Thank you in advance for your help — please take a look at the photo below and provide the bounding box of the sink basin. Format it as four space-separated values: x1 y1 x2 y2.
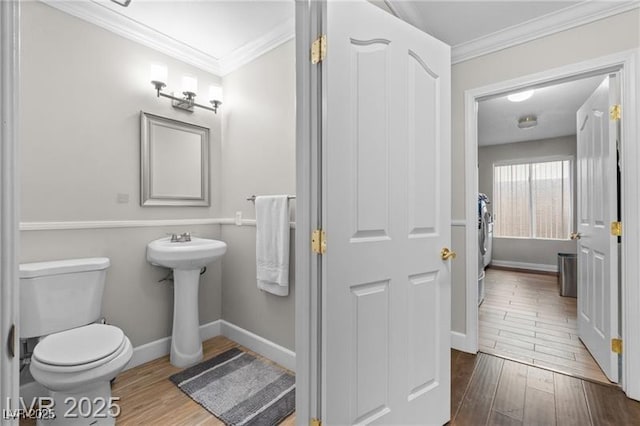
146 236 227 368
147 237 227 269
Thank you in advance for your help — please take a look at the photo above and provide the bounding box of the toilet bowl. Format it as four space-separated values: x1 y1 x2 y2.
20 258 133 426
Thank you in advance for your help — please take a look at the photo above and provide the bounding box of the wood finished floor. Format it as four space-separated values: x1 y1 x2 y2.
21 336 640 425
21 336 295 425
20 337 295 425
109 335 296 425
479 268 609 384
450 349 640 425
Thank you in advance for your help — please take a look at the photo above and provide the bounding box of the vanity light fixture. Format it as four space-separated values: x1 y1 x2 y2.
149 64 222 114
518 115 538 129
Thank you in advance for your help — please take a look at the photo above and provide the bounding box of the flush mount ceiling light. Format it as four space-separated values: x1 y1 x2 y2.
149 64 222 114
518 115 538 129
508 89 535 102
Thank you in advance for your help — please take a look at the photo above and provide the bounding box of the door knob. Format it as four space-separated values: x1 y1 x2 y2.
441 248 457 261
570 232 582 240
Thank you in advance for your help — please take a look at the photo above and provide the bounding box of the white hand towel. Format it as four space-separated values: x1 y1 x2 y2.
255 195 290 296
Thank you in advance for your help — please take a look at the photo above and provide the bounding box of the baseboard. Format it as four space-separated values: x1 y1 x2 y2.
126 319 295 373
127 320 222 370
451 331 476 354
490 260 558 273
221 321 296 372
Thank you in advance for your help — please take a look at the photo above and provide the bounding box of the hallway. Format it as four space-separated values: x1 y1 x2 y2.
479 268 608 384
450 350 640 425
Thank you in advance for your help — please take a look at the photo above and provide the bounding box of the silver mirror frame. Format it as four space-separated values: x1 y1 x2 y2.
140 111 210 206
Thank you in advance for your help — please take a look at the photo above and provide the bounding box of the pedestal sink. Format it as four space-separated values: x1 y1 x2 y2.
146 236 227 367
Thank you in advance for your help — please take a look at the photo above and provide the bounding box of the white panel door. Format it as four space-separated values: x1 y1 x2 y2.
576 75 619 383
323 1 451 424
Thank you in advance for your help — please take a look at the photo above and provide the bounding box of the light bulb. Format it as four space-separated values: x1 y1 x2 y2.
149 63 167 84
181 75 198 94
209 85 223 102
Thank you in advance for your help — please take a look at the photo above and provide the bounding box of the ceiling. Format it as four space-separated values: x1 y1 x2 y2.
46 0 638 75
377 1 579 46
97 0 293 60
45 1 632 147
478 75 606 146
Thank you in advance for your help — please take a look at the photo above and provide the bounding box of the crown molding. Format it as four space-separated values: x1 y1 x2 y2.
40 0 295 77
41 0 221 74
219 18 294 76
451 1 640 64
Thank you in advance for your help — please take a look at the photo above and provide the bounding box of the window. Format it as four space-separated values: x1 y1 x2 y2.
493 159 572 240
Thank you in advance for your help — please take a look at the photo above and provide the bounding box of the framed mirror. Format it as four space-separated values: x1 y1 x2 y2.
140 112 210 206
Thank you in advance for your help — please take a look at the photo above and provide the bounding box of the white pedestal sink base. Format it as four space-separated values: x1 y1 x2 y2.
146 236 227 368
170 269 203 368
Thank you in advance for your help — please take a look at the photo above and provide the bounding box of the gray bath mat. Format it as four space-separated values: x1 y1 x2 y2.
170 347 295 426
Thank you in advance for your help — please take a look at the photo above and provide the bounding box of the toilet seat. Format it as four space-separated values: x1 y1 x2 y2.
33 324 127 373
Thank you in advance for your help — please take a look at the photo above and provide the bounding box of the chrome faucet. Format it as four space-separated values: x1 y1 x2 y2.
170 232 192 242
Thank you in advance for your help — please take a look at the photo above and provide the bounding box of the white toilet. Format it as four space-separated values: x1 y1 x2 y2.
20 258 132 426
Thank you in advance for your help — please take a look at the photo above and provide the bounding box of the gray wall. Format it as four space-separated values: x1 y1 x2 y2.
20 2 296 353
20 2 223 347
220 40 296 351
450 9 640 335
478 137 577 266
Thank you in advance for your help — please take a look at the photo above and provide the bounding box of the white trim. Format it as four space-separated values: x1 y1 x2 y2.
463 50 639 400
20 218 227 231
1 0 21 419
451 331 475 353
126 320 222 370
463 82 480 358
126 319 296 373
620 51 640 401
19 218 296 231
41 0 221 75
294 0 321 422
492 154 575 167
221 321 296 372
490 260 557 273
452 1 640 64
39 0 295 77
219 18 295 76
451 219 467 227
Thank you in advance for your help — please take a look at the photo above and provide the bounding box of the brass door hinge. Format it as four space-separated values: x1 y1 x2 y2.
312 229 327 255
612 338 623 354
310 418 322 426
611 221 622 237
311 34 327 64
610 104 621 121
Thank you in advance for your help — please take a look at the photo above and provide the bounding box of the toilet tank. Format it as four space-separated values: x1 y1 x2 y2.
19 258 110 339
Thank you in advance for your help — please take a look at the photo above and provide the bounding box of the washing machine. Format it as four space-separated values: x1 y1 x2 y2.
478 193 493 305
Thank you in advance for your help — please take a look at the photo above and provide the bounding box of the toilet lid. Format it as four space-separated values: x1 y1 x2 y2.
33 324 125 366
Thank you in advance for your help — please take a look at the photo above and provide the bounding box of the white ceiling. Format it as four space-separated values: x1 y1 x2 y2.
478 75 605 146
382 1 579 46
44 1 631 147
97 0 294 60
46 0 639 75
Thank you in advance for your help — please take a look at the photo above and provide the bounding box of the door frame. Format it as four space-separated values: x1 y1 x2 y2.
294 0 323 423
462 49 640 400
0 0 21 423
